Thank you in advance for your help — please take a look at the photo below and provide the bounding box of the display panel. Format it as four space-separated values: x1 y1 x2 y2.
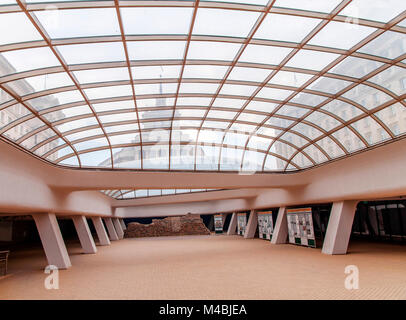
214 214 223 234
237 213 247 236
286 208 316 248
257 211 273 240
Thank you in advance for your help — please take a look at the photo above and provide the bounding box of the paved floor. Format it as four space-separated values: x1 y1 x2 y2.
1 235 406 299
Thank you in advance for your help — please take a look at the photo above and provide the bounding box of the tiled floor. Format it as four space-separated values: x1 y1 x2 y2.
1 235 406 299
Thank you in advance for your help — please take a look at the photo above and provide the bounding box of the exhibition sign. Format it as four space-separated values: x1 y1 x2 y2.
237 213 247 236
286 208 316 248
257 211 273 240
214 215 223 234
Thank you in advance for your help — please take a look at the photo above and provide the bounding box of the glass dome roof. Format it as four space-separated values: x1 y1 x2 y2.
0 0 405 172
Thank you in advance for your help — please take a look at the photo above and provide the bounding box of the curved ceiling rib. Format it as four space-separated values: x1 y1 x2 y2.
0 0 405 172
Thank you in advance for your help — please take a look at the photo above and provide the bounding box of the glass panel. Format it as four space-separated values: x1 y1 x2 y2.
290 92 327 107
99 112 137 124
132 66 181 80
340 0 406 23
264 154 287 171
20 128 56 150
202 0 268 5
321 100 364 121
127 41 185 61
358 31 406 60
275 105 309 117
213 98 246 109
193 8 260 38
177 97 212 107
228 67 270 83
331 127 364 152
57 42 126 64
374 103 406 136
223 132 249 147
230 122 256 133
35 8 120 39
142 145 169 169
183 65 228 79
137 97 175 108
136 190 148 197
286 50 340 71
177 109 206 117
291 152 313 168
269 71 313 88
280 131 308 148
257 87 293 101
350 117 391 145
207 110 237 119
245 100 277 113
141 129 169 143
302 144 328 164
308 21 375 50
187 41 241 61
171 145 195 170
84 85 133 100
43 105 92 122
179 82 219 94
242 150 265 172
74 137 109 152
305 111 341 131
198 129 224 144
93 100 135 112
26 90 84 111
65 128 103 142
56 117 98 133
237 112 267 124
247 135 272 151
308 76 352 94
255 13 321 43
292 122 323 140
0 103 31 129
202 120 229 129
220 147 243 171
265 117 293 128
239 45 292 65
330 56 383 78
105 124 139 134
219 84 257 97
113 147 141 169
3 117 45 141
274 0 341 13
0 12 42 45
109 132 140 145
270 141 296 159
74 67 129 84
134 83 177 95
342 84 392 110
0 48 60 76
316 136 346 158
80 149 111 167
368 66 406 96
121 7 193 35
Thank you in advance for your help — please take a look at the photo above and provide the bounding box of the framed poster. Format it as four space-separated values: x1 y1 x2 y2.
214 214 223 234
237 213 247 236
286 208 316 248
257 211 273 240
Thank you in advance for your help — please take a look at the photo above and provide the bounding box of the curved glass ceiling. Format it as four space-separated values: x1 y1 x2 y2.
0 0 405 172
102 189 219 200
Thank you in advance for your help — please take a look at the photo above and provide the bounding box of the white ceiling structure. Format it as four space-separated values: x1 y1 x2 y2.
0 0 405 201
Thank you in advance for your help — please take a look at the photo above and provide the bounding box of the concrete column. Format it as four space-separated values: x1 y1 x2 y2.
72 216 97 254
104 218 119 241
271 207 287 244
113 218 124 239
32 213 71 269
322 201 358 255
119 218 126 231
91 217 111 246
227 213 237 235
244 210 258 239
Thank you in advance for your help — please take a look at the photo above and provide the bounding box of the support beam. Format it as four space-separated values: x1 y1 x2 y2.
91 217 111 246
113 218 124 239
119 218 126 230
32 213 71 269
104 218 119 241
72 216 97 254
244 210 258 239
227 213 237 235
271 207 287 244
322 201 358 255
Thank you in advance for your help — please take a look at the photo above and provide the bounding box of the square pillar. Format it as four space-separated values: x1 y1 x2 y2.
244 210 258 239
227 213 237 235
119 218 126 231
72 216 97 254
322 201 358 255
32 213 71 269
271 207 287 244
91 217 110 246
104 218 119 241
113 218 124 239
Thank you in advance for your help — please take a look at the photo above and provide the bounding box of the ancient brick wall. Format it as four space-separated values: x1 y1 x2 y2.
124 214 211 238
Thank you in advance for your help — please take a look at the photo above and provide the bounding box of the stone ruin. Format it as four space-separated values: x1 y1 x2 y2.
124 214 211 238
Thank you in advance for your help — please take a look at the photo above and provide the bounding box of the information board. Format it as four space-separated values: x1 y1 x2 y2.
286 208 316 248
257 211 273 240
214 214 223 234
237 213 247 236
